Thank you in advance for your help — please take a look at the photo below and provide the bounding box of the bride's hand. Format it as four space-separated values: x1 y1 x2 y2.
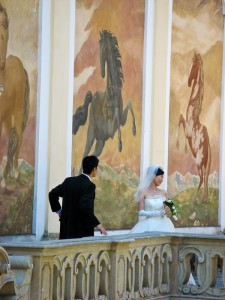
164 206 171 214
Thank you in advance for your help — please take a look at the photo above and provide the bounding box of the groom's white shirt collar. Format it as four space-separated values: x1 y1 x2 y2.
82 173 91 181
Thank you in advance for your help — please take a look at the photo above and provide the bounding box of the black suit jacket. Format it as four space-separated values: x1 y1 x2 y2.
49 174 100 239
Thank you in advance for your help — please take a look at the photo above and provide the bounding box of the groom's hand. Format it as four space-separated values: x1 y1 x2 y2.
97 224 108 236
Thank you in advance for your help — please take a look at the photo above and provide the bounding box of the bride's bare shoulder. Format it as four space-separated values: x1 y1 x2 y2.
139 188 148 197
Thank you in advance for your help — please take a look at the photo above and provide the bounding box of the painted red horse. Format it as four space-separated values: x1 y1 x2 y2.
0 4 30 189
176 51 211 203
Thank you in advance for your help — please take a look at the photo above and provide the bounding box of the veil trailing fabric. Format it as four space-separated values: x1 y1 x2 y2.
134 164 161 202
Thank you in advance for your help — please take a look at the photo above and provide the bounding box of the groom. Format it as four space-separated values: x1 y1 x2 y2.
49 155 108 239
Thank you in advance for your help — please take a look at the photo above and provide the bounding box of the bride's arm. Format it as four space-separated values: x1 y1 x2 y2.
137 190 145 221
138 199 144 211
137 190 145 211
161 189 168 199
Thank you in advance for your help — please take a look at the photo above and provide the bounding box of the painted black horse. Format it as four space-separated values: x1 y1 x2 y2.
73 29 136 166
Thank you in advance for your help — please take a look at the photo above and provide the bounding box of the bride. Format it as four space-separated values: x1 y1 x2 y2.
129 164 174 234
129 164 196 285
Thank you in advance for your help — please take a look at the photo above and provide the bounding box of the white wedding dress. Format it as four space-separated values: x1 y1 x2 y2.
129 195 196 285
129 195 175 234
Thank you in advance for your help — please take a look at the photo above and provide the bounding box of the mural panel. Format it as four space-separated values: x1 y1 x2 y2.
72 0 145 229
0 1 38 235
168 0 223 227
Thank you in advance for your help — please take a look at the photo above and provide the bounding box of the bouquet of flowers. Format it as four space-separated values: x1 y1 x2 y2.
163 199 178 221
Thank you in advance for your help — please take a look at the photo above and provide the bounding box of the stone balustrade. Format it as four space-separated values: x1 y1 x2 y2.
0 245 33 299
1 232 225 299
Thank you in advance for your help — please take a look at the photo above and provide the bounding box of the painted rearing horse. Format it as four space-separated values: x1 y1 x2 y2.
0 4 30 189
176 51 211 203
73 29 136 170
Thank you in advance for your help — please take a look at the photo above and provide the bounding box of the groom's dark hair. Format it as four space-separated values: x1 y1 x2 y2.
155 167 164 176
82 155 99 174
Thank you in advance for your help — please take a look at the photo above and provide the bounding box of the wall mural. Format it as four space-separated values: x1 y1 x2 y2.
0 1 38 235
168 0 223 227
72 0 145 229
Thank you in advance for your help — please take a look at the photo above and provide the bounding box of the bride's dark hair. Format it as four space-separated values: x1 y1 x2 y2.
155 167 164 176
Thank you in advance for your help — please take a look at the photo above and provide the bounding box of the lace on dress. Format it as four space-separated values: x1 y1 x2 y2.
140 195 166 218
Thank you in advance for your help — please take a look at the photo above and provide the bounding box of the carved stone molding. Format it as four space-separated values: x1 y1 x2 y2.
2 233 225 299
0 246 33 299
